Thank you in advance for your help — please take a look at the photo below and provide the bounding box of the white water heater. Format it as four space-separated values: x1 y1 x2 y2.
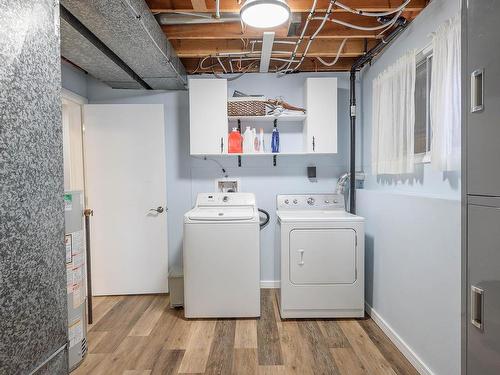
64 191 88 370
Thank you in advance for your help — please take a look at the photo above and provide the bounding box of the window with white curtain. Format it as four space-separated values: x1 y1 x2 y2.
372 14 460 175
430 14 461 172
414 49 433 161
371 50 416 175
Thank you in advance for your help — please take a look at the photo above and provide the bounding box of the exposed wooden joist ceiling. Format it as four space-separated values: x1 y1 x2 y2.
148 0 427 13
146 0 429 74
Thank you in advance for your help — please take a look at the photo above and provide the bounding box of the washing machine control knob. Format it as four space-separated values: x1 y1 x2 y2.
293 199 298 204
307 197 315 205
284 199 289 204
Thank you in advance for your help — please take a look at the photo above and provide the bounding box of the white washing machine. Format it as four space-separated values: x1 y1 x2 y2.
183 193 260 318
277 194 364 318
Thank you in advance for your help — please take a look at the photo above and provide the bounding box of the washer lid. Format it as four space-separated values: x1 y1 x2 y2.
187 207 256 221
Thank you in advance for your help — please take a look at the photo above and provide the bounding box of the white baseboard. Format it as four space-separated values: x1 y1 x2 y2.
365 303 434 375
260 280 280 289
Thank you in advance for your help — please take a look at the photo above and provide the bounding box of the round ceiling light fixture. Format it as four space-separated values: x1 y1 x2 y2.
240 0 291 28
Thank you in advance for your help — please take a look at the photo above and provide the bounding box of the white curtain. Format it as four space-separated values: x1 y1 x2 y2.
430 15 461 171
372 50 416 175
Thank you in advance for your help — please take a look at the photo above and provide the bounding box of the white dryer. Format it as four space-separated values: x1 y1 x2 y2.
277 194 364 318
183 193 260 318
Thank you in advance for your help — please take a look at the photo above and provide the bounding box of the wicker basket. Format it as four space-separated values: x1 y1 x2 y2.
227 97 267 116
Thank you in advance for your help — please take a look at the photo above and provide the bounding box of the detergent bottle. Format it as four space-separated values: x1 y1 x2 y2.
243 126 254 154
258 128 265 153
228 128 242 153
271 127 280 153
253 128 259 152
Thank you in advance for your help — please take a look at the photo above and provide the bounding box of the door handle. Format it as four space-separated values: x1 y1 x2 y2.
149 206 165 214
298 249 305 265
471 68 484 113
471 286 484 330
312 136 316 152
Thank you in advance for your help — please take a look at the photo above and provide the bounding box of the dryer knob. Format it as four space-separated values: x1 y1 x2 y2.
293 199 298 204
307 197 315 205
284 199 289 204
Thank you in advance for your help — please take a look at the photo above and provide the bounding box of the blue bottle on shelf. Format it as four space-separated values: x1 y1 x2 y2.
271 128 280 153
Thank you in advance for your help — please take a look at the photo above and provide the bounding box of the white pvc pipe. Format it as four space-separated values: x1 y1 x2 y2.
335 0 410 17
215 0 221 18
314 10 403 31
316 38 347 66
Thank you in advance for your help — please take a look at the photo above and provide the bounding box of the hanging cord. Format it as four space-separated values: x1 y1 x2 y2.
316 38 347 66
211 60 259 81
193 156 229 177
258 208 270 229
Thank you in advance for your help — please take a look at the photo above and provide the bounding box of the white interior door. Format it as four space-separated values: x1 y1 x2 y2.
83 104 168 295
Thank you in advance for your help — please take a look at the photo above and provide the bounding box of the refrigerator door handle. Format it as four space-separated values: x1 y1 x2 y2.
471 285 484 330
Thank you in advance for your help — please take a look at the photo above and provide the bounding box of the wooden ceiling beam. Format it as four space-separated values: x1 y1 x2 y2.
190 0 207 11
171 38 377 57
181 56 358 73
147 0 427 13
162 11 419 39
163 23 291 39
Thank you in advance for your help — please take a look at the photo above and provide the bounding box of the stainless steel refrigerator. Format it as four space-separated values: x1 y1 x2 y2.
463 1 500 373
64 191 88 370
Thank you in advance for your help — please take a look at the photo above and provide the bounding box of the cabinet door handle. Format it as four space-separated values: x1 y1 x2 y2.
471 286 484 330
312 136 316 152
298 249 305 265
471 68 484 113
220 137 224 153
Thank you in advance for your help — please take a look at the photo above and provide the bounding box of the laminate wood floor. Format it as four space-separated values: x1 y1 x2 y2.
72 290 418 375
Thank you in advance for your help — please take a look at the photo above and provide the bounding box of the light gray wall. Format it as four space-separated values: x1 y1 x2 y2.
0 1 67 373
86 72 355 282
358 1 461 374
61 60 88 99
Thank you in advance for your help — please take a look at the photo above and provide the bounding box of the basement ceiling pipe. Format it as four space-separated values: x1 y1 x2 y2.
155 12 240 25
348 17 408 214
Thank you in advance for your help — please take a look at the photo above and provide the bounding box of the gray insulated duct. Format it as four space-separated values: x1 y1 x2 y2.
60 0 187 90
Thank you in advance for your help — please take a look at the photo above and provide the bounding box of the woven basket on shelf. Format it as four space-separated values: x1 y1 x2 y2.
227 97 266 116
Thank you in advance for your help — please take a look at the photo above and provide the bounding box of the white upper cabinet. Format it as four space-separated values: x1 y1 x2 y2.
304 77 338 153
189 78 228 155
188 77 338 156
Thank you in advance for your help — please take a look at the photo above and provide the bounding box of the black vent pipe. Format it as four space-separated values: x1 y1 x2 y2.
348 17 408 214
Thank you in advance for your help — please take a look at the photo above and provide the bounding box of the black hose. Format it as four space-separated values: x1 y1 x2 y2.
258 208 270 230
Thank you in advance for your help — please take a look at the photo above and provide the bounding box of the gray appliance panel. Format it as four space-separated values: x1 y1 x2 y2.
467 202 500 374
64 191 88 370
466 0 500 197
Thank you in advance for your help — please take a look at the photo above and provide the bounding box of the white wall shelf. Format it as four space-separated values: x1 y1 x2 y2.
225 152 306 156
228 114 307 122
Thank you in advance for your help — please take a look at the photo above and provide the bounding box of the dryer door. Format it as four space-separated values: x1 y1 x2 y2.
289 228 356 284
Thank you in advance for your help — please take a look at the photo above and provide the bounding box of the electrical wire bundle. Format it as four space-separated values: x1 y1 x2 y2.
195 0 411 79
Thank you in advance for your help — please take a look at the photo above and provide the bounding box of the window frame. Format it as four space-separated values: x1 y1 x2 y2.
414 45 433 164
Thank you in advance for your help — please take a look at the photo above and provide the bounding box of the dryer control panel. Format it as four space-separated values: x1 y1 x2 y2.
277 194 345 211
